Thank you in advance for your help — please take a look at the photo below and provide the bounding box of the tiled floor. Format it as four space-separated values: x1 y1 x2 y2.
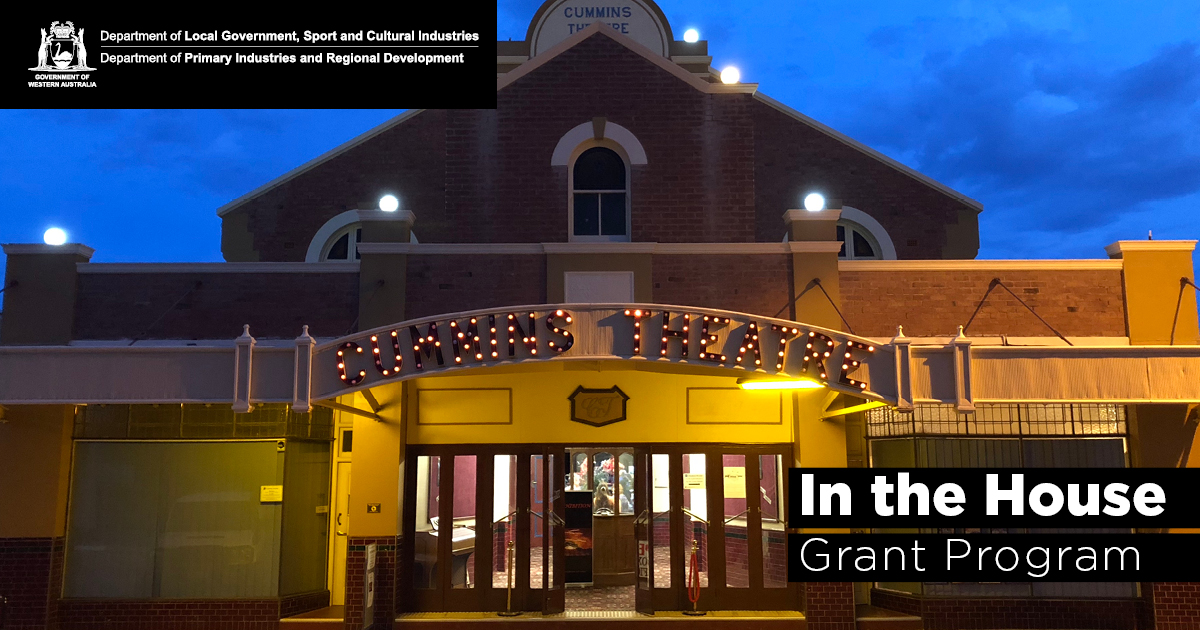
566 585 636 611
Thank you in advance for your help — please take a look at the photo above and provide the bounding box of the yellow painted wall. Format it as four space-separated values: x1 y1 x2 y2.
0 405 74 538
1120 248 1199 345
403 363 835 448
345 386 405 537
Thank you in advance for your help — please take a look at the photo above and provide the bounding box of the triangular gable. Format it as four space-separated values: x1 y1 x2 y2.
497 21 754 96
216 109 425 217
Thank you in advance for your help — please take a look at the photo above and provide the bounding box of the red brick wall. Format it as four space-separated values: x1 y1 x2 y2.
870 589 1143 630
653 255 793 318
404 255 546 320
841 269 1127 337
1151 582 1200 630
0 537 61 630
224 110 448 262
56 599 281 630
345 536 396 629
754 102 979 258
805 581 856 630
73 272 359 340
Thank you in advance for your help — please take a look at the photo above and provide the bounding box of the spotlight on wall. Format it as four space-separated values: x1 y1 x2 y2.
720 66 741 84
379 194 399 213
738 377 825 390
683 28 700 43
43 227 67 246
804 193 825 212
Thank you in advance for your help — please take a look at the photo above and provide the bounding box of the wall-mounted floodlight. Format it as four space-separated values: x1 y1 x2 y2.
379 194 399 213
804 193 825 212
738 377 825 390
43 227 67 245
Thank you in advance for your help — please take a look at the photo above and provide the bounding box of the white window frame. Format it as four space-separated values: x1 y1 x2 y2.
321 224 363 262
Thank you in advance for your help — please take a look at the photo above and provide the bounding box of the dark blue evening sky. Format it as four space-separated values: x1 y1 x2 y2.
2 1 1198 284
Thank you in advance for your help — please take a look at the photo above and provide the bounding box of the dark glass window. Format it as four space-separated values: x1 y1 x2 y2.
572 147 627 238
327 233 349 260
853 230 875 258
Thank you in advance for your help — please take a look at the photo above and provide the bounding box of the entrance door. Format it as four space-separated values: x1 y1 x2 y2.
634 448 653 614
542 451 565 614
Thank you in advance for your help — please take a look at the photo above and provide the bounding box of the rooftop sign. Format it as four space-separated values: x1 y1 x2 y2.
528 0 672 56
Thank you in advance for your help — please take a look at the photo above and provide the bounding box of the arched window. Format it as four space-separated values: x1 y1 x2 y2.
322 224 362 261
571 147 629 241
837 220 881 260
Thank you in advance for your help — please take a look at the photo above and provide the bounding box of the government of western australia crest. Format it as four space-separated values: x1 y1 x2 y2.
31 21 95 72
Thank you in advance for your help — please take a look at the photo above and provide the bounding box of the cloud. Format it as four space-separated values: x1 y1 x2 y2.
841 21 1200 253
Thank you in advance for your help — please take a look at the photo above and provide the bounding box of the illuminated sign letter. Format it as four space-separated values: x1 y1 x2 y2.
408 322 445 370
735 321 764 368
370 331 403 376
546 309 574 353
839 340 875 390
337 341 366 385
659 311 689 358
800 331 836 380
506 312 538 358
697 315 730 364
624 309 651 355
770 324 800 373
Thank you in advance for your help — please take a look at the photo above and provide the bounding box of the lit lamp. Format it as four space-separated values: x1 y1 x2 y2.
379 194 399 213
43 227 67 245
804 193 825 212
720 66 740 85
737 377 825 390
683 28 700 43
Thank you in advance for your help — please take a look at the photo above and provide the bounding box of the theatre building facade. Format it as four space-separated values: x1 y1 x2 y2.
3 2 1200 629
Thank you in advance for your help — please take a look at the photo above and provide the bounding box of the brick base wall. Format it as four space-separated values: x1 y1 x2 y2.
0 537 63 630
871 588 1143 630
805 582 855 630
345 536 397 630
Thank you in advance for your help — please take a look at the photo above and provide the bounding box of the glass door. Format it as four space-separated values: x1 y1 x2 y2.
542 451 566 614
634 448 654 614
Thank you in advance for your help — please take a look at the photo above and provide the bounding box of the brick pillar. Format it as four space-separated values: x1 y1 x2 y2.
356 209 414 331
343 536 397 630
1 243 93 345
805 581 856 630
1105 240 1198 345
1149 582 1200 630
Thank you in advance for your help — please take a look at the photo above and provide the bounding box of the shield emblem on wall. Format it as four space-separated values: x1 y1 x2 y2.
568 386 629 427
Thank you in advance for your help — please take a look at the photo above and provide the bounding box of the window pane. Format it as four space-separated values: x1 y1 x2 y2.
327 233 349 260
493 455 518 588
65 442 284 598
723 454 749 588
600 193 627 236
683 453 708 588
353 228 362 260
618 453 634 514
573 147 625 190
451 455 476 588
652 453 671 588
853 229 876 258
593 452 615 515
759 455 787 588
530 454 544 589
836 225 846 258
573 193 599 235
414 455 440 589
571 452 590 490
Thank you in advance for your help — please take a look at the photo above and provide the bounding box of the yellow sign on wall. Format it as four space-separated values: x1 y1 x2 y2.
260 485 283 503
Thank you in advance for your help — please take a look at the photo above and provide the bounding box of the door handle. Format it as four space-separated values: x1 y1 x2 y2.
336 512 347 536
